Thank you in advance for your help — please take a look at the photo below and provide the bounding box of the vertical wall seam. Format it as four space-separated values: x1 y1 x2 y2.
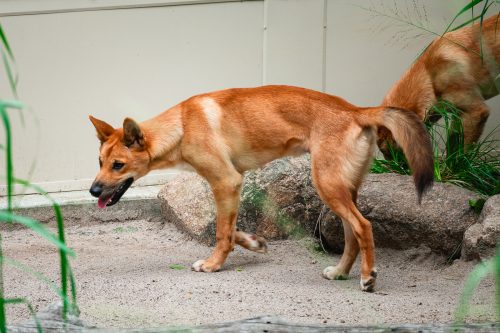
321 0 327 93
262 0 268 85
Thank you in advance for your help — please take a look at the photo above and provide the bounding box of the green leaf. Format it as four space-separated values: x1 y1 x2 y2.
1 49 17 97
0 24 14 60
373 98 499 196
451 10 491 32
0 211 75 257
444 0 485 33
10 177 77 316
169 264 186 270
469 198 486 214
496 244 500 321
0 99 25 212
1 257 71 305
113 226 138 233
455 259 494 322
2 297 42 333
0 24 19 98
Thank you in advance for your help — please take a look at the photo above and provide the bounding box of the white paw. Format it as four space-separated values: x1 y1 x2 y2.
192 259 205 272
191 259 221 272
322 266 349 280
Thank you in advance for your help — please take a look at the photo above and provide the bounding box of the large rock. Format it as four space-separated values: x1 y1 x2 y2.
462 195 500 260
159 156 481 257
321 173 479 258
158 157 321 245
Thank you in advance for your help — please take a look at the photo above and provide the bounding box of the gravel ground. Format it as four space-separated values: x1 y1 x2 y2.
3 219 496 329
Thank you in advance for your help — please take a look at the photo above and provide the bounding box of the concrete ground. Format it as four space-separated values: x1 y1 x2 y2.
1 190 497 329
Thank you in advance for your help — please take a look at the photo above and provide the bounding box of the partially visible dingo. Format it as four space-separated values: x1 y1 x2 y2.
379 14 499 156
89 85 433 292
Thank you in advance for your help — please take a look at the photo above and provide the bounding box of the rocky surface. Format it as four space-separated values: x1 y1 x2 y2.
462 195 500 260
158 157 320 246
159 156 483 258
320 173 479 258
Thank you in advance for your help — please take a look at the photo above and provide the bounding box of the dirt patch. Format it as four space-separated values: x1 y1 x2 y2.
3 219 496 328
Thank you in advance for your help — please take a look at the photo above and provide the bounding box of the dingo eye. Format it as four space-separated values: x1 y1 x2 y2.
112 161 125 170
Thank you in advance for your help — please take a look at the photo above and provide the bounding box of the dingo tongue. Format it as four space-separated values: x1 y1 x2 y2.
97 196 112 209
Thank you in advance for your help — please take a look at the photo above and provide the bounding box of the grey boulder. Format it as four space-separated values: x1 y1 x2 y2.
158 156 482 258
462 195 500 260
158 157 319 245
321 173 479 258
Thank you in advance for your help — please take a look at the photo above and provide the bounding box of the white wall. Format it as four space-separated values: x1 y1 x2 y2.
0 0 498 194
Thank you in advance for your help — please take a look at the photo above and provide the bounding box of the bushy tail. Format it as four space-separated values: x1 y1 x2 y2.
359 107 434 203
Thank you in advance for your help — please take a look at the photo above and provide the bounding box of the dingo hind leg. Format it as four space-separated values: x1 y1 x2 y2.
313 126 378 291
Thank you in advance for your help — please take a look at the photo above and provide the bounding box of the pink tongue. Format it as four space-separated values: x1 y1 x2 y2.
97 196 112 209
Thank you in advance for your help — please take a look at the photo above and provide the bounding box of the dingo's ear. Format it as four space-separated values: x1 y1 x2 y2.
89 115 114 142
123 117 145 149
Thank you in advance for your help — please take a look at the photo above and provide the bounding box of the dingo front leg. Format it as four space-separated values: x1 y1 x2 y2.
192 172 243 273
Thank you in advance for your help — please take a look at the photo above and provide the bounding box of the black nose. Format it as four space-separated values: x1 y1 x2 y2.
89 182 103 197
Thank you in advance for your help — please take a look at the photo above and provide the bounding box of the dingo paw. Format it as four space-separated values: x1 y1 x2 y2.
191 259 221 273
360 270 377 292
247 234 268 253
322 266 349 280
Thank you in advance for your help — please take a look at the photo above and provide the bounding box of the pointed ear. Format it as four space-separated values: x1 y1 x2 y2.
123 117 145 149
89 115 115 142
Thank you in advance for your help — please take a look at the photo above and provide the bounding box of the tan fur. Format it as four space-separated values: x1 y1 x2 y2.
90 85 433 292
380 14 500 156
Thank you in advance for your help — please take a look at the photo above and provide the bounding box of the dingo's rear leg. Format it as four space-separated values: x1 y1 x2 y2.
314 178 376 291
323 217 360 281
312 127 377 291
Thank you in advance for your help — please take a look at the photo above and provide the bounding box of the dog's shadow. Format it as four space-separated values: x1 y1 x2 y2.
222 253 274 271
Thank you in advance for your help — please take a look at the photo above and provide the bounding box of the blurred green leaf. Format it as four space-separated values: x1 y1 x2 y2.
455 258 494 322
3 297 42 333
469 198 486 213
169 264 186 270
0 211 74 257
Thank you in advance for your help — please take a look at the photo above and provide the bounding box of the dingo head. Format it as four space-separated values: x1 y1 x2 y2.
89 116 151 208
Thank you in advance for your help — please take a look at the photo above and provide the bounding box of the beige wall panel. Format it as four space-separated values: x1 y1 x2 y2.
326 0 460 105
264 0 325 90
0 0 255 16
0 0 498 195
0 1 264 193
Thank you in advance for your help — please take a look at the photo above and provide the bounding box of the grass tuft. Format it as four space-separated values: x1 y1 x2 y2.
372 100 500 197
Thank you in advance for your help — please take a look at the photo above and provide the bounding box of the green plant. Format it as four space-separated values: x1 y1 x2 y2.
113 226 138 233
469 198 487 214
0 23 77 331
169 264 186 270
372 100 500 197
367 0 500 197
455 243 500 323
